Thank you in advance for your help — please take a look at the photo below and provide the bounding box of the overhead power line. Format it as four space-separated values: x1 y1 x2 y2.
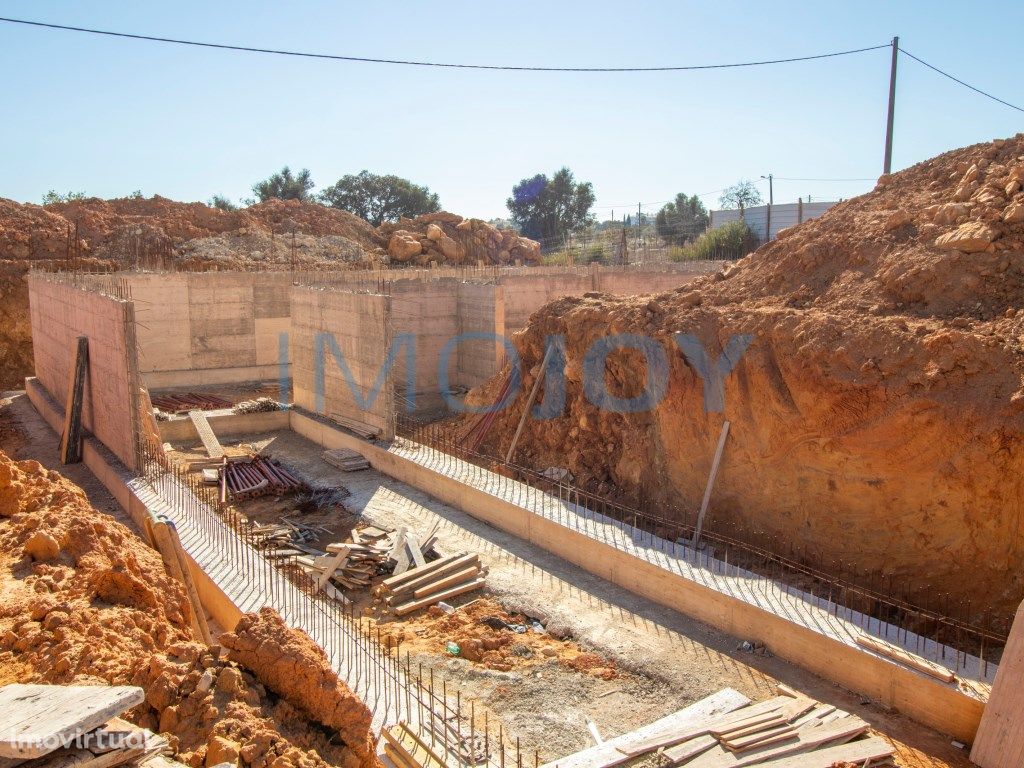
0 16 889 72
899 47 1024 114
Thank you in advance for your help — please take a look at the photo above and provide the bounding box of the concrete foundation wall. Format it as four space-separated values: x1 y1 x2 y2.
114 272 292 388
456 282 505 390
290 408 986 745
500 273 593 331
28 276 138 469
290 287 394 438
389 279 459 411
597 269 696 296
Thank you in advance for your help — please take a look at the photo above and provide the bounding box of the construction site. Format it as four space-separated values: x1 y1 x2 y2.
2 130 1024 768
4 0 1024 763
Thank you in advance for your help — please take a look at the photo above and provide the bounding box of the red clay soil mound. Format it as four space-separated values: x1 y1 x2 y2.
0 450 377 768
221 607 375 766
463 133 1024 622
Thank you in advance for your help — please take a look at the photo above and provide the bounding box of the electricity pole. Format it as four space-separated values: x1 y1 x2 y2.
883 36 899 174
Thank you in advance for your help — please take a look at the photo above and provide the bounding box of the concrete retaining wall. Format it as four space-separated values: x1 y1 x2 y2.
156 409 290 442
291 287 394 439
28 276 139 469
290 407 986 744
110 272 292 388
456 282 505 390
389 279 459 412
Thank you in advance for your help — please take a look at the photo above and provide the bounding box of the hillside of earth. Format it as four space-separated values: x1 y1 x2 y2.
0 448 377 768
0 195 539 388
461 133 1024 624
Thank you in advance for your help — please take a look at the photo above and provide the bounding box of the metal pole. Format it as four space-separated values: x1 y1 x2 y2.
883 36 899 174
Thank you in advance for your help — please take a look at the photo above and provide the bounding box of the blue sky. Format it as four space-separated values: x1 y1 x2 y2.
1 2 1021 220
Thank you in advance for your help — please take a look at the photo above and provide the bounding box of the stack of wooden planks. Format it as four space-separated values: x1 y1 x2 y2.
323 448 371 472
299 528 396 597
542 685 895 768
329 413 380 440
375 551 487 617
252 519 329 557
0 684 176 768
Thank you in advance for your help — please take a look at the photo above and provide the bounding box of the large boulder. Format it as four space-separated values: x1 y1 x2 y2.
934 222 1000 252
387 230 422 260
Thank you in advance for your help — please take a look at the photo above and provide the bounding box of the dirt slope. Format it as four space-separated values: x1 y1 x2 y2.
0 449 376 768
463 133 1024 623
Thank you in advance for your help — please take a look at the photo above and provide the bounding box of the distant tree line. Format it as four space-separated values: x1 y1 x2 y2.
40 164 761 243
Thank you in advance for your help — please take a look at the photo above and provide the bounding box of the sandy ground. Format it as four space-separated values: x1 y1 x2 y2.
162 426 973 767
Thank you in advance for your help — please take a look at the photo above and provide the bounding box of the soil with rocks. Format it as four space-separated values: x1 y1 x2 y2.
0 195 540 389
460 133 1024 625
0 448 377 768
374 595 617 679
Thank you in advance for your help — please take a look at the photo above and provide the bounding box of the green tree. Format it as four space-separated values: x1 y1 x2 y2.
655 193 709 244
506 167 595 243
319 171 440 225
251 166 315 202
208 194 238 212
718 180 763 210
41 190 87 205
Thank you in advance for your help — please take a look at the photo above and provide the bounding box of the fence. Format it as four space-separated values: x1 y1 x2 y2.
395 413 1008 670
710 200 837 242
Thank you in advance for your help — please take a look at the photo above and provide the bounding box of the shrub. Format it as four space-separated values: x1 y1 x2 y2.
671 220 758 261
41 190 87 205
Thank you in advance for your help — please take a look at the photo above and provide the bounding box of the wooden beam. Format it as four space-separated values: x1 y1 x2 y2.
60 337 89 465
539 689 750 768
692 419 730 548
505 343 555 464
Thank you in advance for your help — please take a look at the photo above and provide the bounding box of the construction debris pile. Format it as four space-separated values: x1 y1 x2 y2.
547 686 894 768
463 133 1024 619
381 212 541 266
0 449 377 768
150 392 233 414
233 397 283 415
260 519 488 611
322 448 371 472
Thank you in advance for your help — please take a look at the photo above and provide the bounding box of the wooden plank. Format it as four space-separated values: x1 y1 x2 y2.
0 685 144 759
188 411 223 459
740 736 893 768
381 552 467 590
405 534 426 569
684 716 870 768
386 555 481 598
855 634 955 683
622 698 790 756
316 547 349 591
59 337 89 465
412 566 483 600
539 689 750 768
692 420 730 547
972 598 1024 767
662 735 717 767
392 578 486 616
722 723 798 753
